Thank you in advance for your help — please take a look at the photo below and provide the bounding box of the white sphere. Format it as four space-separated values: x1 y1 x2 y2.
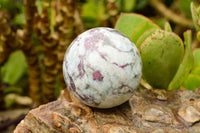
63 27 142 108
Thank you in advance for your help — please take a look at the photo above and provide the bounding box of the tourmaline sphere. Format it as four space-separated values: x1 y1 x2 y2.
63 27 142 108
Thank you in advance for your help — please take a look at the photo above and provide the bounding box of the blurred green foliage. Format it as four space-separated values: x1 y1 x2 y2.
122 0 136 12
182 2 200 91
153 18 168 29
177 0 192 18
134 0 148 11
183 49 200 90
0 0 24 27
81 0 107 28
1 51 27 85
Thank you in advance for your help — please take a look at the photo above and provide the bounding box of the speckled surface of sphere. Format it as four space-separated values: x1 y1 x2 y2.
63 27 142 108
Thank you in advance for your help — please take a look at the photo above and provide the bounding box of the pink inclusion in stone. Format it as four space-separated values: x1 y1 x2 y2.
113 63 127 69
78 61 84 78
89 28 98 34
93 70 104 81
84 33 104 50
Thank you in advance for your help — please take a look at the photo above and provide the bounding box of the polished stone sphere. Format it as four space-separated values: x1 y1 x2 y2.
63 27 142 108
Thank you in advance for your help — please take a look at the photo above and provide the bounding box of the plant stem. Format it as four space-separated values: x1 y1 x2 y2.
0 11 16 65
149 0 194 28
34 1 58 103
56 0 78 89
21 0 42 106
106 0 119 27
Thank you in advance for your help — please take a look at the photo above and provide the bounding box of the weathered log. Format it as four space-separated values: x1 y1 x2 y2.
14 88 200 133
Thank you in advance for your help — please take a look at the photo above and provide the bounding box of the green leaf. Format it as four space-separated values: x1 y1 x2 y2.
164 22 172 32
182 74 200 91
168 30 194 90
13 10 25 27
115 13 152 39
136 28 158 48
122 0 135 12
81 1 100 28
177 0 192 18
1 50 28 85
140 30 184 89
131 21 160 43
81 0 107 29
193 48 200 68
153 18 168 29
82 2 99 19
192 66 200 75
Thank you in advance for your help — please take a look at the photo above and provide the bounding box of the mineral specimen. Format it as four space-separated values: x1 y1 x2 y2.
63 27 142 108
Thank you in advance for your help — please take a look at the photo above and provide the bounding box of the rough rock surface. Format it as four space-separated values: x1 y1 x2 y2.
14 88 200 133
